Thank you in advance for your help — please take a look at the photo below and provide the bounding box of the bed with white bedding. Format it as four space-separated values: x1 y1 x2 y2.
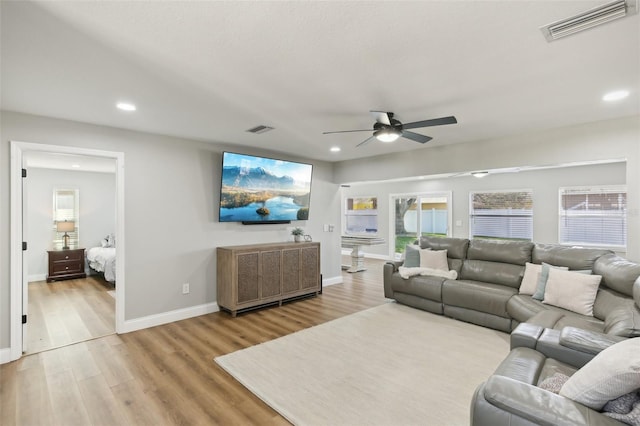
87 234 116 282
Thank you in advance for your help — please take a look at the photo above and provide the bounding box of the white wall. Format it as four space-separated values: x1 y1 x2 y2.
25 168 116 281
335 116 640 260
0 111 342 350
341 162 627 259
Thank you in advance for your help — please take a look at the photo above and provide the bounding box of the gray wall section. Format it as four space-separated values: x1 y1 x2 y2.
341 162 627 258
0 111 341 349
335 116 640 261
25 168 116 280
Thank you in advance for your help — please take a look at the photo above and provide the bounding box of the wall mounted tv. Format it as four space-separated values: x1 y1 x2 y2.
219 152 313 224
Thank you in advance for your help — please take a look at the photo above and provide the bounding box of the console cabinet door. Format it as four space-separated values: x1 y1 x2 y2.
282 248 301 294
301 246 320 290
236 252 259 304
261 250 282 298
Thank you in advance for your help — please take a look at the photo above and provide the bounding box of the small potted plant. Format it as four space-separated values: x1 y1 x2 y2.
291 227 304 242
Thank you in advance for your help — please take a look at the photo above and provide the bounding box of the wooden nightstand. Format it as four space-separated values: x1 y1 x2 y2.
47 248 87 282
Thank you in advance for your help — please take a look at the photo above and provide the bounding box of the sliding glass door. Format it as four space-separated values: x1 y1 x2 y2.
390 192 452 258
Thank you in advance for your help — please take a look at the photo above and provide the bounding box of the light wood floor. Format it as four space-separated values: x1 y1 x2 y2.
26 275 116 355
1 257 387 425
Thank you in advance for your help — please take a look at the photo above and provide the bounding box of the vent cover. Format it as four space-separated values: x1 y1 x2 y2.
540 0 638 42
246 125 274 134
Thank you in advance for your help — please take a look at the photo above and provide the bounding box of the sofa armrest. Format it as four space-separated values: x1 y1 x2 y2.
383 262 402 299
482 375 622 426
535 328 594 368
385 261 403 272
559 326 626 355
510 322 544 350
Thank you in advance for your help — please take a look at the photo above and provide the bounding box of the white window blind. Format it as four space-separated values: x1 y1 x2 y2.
53 189 79 249
470 190 533 241
559 186 626 248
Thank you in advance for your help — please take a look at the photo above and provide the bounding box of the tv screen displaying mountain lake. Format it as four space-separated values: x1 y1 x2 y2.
220 195 307 222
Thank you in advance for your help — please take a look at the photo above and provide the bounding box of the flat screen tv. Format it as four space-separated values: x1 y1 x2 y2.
219 152 313 224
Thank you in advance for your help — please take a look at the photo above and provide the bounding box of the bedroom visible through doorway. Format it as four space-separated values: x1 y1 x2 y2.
23 152 118 355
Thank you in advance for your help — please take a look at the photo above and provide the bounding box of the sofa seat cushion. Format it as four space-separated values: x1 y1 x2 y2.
525 310 605 334
443 279 517 318
537 358 578 386
507 295 548 322
391 273 445 302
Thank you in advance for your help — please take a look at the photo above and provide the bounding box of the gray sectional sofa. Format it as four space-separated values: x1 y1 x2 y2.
384 236 640 425
383 236 640 337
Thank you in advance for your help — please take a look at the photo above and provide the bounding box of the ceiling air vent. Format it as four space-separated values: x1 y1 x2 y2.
246 125 274 134
540 0 638 42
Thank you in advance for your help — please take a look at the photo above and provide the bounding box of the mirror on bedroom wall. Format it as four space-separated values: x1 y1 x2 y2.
53 188 79 250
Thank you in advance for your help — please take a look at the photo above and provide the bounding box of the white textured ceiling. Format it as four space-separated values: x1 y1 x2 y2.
1 1 639 163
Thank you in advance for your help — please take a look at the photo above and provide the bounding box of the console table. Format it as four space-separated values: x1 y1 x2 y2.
217 241 321 316
341 236 385 273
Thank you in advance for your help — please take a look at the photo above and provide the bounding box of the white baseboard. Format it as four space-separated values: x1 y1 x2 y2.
28 274 47 283
322 275 343 287
0 347 12 365
120 302 220 334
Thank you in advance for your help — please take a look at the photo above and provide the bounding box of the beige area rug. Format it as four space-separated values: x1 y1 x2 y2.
215 302 510 426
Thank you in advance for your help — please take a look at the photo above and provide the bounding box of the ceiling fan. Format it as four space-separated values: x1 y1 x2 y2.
323 111 457 147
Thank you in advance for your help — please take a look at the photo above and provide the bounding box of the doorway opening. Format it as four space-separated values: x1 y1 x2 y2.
10 141 125 361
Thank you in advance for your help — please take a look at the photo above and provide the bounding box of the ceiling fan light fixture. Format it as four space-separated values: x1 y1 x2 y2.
374 128 401 143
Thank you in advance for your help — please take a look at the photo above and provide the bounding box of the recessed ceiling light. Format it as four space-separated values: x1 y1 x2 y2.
71 164 81 168
330 147 341 152
602 90 629 102
471 171 489 178
116 102 137 111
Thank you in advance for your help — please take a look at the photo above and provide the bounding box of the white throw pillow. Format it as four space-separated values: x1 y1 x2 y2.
519 262 542 295
542 269 601 316
419 249 449 272
560 338 640 410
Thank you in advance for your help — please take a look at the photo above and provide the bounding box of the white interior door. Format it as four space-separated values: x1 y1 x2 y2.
21 167 29 352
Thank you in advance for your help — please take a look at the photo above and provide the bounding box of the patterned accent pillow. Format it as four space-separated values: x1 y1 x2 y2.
538 372 570 394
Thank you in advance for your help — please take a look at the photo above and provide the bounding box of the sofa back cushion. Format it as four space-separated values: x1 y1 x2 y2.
460 260 524 288
467 239 533 266
593 253 640 297
419 236 469 259
533 244 612 271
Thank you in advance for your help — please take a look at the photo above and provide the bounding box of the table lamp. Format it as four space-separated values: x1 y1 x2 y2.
56 220 75 250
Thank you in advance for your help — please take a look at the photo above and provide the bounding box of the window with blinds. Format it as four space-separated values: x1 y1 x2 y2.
559 186 626 248
470 190 533 241
53 188 79 249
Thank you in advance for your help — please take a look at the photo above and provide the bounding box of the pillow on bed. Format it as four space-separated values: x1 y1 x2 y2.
101 234 116 248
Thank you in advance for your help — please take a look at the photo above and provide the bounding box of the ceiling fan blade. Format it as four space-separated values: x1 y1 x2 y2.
403 116 457 130
356 135 376 148
369 111 392 125
402 131 433 144
323 129 372 134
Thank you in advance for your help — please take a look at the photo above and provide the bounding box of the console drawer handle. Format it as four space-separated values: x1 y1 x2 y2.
65 256 69 259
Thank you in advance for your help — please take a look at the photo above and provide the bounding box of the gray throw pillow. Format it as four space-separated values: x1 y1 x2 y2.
532 263 568 300
404 244 421 268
